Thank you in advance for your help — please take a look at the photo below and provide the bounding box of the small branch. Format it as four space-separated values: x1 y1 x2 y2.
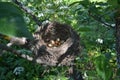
8 37 27 46
12 0 42 26
0 44 21 56
88 11 114 28
0 43 34 62
0 33 28 46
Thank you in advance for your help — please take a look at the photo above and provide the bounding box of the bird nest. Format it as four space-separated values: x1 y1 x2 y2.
31 22 81 66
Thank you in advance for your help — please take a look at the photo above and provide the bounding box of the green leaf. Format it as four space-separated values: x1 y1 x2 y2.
0 2 33 39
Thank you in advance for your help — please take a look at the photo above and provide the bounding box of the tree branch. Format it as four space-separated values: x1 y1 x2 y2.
0 43 21 56
8 37 27 46
12 0 42 26
0 43 34 62
88 11 114 28
0 33 29 46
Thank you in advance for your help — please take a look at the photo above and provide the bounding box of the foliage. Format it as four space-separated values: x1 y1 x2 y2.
0 2 33 39
0 0 120 80
94 55 113 80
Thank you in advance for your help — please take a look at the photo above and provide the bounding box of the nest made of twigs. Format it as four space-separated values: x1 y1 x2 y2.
31 21 81 66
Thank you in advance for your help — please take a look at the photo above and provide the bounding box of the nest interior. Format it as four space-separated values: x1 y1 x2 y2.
32 21 81 66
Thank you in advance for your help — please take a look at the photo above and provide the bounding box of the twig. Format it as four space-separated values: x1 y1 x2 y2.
0 44 21 56
88 11 114 28
0 43 33 62
0 33 28 46
8 37 27 46
12 0 42 26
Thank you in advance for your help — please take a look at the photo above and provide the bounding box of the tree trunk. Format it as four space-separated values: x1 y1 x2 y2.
115 11 120 68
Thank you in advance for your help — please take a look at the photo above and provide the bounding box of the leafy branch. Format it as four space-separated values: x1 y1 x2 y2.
69 1 115 28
